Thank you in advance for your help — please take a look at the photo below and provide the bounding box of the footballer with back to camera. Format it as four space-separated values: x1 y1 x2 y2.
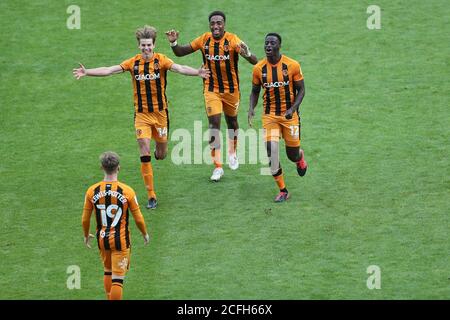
82 151 149 300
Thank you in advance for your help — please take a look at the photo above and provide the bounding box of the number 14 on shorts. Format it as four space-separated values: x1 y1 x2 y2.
157 127 167 137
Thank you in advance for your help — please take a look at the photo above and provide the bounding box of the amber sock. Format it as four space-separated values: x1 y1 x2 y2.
211 149 222 168
140 156 156 199
273 168 286 190
110 279 123 300
104 272 112 300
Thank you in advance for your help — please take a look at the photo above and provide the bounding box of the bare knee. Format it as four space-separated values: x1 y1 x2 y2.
138 139 150 156
208 116 221 130
225 115 239 130
155 143 168 160
155 150 167 160
208 115 222 148
286 147 301 162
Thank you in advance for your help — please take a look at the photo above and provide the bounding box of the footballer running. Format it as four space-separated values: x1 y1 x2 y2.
73 26 210 209
248 33 308 202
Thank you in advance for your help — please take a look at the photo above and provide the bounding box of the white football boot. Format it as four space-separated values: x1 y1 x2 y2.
210 167 224 182
228 153 239 170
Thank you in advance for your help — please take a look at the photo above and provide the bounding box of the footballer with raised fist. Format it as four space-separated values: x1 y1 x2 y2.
166 11 258 181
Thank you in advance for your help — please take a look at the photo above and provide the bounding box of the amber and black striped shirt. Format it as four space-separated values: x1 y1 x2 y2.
190 31 242 94
252 55 304 116
82 181 147 251
120 53 174 113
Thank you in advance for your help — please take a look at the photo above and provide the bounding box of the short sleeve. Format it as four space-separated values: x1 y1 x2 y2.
190 33 205 52
252 65 261 86
232 34 242 53
120 57 135 72
161 54 174 70
292 62 304 81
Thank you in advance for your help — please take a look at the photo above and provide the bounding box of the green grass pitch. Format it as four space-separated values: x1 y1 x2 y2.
0 0 448 299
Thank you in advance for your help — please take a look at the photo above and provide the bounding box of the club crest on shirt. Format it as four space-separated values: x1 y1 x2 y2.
136 129 142 136
223 44 229 51
282 69 289 77
154 63 159 70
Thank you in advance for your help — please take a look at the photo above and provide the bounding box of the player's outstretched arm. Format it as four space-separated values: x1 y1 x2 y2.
73 63 123 79
238 41 258 65
165 29 195 57
248 85 261 128
170 63 210 79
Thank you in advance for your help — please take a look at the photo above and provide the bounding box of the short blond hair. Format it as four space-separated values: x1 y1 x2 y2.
100 151 120 174
135 25 157 43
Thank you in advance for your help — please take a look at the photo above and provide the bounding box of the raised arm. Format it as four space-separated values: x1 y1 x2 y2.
73 63 123 79
238 41 258 65
165 29 195 57
248 84 261 127
170 63 210 79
